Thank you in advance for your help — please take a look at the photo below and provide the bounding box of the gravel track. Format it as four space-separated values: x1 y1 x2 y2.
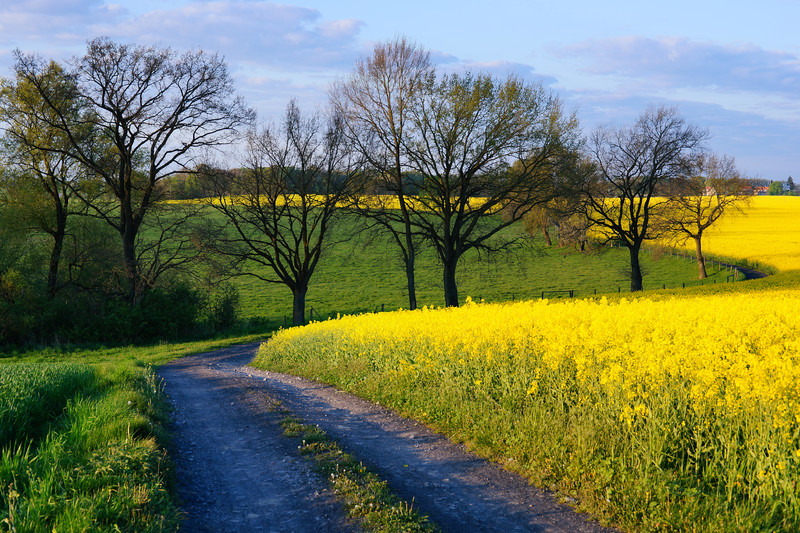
160 342 616 533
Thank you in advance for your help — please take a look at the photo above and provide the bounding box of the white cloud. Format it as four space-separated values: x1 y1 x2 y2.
558 36 800 97
1 1 365 73
453 60 558 86
0 1 368 121
561 89 799 179
92 1 365 71
0 0 124 47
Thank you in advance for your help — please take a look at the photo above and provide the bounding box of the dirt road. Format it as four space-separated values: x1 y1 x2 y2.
160 343 615 532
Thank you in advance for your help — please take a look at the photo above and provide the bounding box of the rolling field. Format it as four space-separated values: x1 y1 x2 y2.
229 218 733 324
3 196 796 532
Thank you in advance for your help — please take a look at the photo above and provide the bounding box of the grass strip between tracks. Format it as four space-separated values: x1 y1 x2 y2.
275 404 439 533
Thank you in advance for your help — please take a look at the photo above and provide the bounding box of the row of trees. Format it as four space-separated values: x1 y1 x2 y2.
0 36 751 340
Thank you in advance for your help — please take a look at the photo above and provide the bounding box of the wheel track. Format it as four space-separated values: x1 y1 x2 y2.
160 342 617 532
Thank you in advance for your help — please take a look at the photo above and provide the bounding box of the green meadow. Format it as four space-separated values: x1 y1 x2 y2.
230 218 731 324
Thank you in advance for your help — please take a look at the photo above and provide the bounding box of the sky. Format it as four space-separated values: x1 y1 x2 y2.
1 0 798 179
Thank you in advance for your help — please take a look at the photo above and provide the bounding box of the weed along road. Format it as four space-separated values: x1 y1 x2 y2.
160 343 615 532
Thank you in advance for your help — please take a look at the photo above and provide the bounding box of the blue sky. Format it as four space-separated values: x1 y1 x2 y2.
1 0 798 179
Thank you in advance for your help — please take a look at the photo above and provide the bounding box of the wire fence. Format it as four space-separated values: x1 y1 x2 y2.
292 244 753 324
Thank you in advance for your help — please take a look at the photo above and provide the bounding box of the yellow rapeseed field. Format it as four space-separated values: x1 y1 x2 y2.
675 195 800 272
256 191 800 530
168 194 490 211
257 281 800 530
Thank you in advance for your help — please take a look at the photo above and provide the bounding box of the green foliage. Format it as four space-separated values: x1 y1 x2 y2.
0 280 241 346
201 282 240 331
0 270 42 345
767 181 784 195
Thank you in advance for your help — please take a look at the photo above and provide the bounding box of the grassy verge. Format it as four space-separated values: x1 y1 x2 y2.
1 332 268 533
1 363 178 532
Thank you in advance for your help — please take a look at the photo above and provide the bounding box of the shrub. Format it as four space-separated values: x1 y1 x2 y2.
202 282 240 331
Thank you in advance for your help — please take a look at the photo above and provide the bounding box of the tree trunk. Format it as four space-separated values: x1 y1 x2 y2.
400 205 417 310
46 225 65 300
405 249 417 311
542 226 552 246
695 236 707 279
629 244 643 292
443 258 459 307
292 284 308 326
122 224 138 306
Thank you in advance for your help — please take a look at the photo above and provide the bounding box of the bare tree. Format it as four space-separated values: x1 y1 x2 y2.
201 101 362 325
666 153 750 278
584 105 708 291
330 37 433 310
406 72 583 306
11 38 254 304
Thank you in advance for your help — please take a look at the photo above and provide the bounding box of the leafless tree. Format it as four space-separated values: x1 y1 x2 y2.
666 153 750 278
329 37 433 310
11 38 254 304
584 105 708 291
200 101 363 325
406 72 583 306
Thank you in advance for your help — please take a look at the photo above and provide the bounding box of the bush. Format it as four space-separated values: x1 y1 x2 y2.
0 281 228 347
202 282 239 331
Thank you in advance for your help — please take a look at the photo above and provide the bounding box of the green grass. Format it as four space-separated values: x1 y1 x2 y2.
0 363 96 449
229 218 728 323
0 333 267 533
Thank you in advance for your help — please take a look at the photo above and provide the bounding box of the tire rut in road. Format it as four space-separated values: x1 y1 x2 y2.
160 343 358 533
161 342 617 533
